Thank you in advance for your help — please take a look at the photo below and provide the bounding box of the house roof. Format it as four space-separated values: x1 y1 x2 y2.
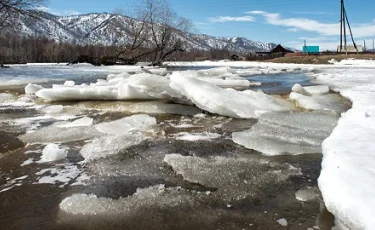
271 44 294 53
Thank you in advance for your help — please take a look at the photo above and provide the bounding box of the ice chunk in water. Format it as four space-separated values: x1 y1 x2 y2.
232 111 338 155
36 85 119 101
170 73 293 118
173 132 221 141
20 123 101 144
0 93 13 102
57 117 93 128
40 143 67 162
64 81 75 86
25 84 44 95
295 186 320 202
290 92 349 113
59 185 190 217
276 218 288 227
303 85 330 95
292 84 330 96
40 105 64 114
164 154 301 201
80 133 148 161
95 114 156 135
292 84 309 96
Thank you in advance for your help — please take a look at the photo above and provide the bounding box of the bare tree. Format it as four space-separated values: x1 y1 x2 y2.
0 0 46 67
0 0 46 29
115 0 192 66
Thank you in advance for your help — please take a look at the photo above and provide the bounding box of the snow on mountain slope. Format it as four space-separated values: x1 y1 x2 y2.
11 11 277 53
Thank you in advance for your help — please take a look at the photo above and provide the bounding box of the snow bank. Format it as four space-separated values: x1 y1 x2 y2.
314 68 375 230
232 111 338 156
170 73 293 118
39 143 67 162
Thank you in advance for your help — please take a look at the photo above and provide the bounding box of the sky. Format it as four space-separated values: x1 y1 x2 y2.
46 0 375 50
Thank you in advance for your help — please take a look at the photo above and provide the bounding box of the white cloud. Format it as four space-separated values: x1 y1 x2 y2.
287 28 299 32
293 11 331 15
248 11 375 38
246 11 266 15
209 15 255 23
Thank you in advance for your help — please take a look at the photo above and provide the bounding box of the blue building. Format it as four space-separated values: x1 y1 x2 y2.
302 46 320 53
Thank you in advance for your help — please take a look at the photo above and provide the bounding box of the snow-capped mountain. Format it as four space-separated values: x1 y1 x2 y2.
12 11 277 53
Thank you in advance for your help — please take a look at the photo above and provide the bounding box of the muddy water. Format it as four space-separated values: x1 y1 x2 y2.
0 71 343 230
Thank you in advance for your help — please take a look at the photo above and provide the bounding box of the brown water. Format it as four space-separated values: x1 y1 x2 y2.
0 69 347 230
0 98 343 230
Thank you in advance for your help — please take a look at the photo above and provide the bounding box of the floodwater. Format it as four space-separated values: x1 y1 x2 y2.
0 66 343 230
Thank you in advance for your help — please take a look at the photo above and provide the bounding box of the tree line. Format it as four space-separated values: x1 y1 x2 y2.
0 0 239 65
0 34 236 64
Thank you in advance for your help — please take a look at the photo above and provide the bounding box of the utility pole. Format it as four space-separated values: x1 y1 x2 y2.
304 40 309 55
364 40 366 52
340 0 343 53
373 38 374 54
339 0 358 54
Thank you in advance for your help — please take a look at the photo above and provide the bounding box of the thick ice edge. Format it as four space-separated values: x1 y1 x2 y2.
313 65 375 230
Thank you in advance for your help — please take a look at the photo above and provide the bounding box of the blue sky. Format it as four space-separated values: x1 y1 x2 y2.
46 0 375 50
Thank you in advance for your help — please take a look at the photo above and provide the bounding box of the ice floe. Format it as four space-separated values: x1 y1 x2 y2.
80 114 156 161
232 111 338 155
80 133 148 161
20 121 101 144
164 154 301 201
170 73 293 118
95 114 156 135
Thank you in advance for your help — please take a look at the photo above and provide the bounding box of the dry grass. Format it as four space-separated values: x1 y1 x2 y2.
262 54 375 64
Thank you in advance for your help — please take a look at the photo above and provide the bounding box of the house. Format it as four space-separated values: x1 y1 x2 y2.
337 45 364 53
229 54 246 61
302 46 320 54
270 44 294 54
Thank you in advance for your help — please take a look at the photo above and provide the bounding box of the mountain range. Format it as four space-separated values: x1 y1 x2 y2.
12 11 279 53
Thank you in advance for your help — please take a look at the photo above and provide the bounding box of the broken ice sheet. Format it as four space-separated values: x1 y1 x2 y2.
163 154 301 202
232 111 339 156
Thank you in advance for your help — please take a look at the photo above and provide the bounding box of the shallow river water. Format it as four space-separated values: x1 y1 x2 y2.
0 65 350 230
